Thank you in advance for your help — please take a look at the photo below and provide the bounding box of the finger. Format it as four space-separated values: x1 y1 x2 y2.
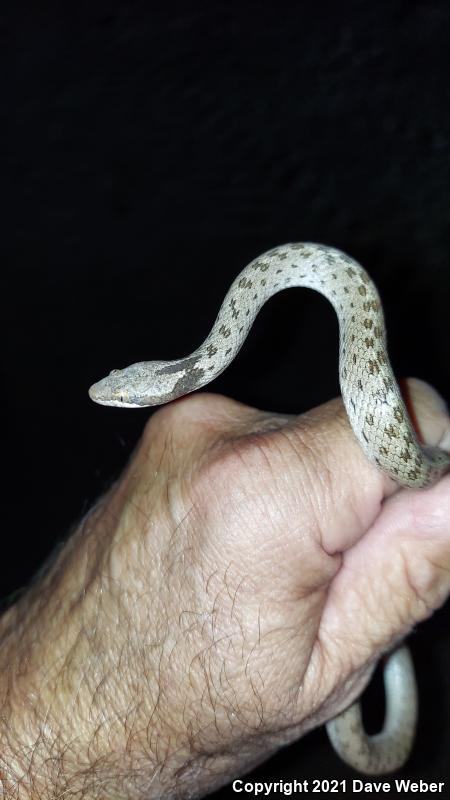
282 377 449 555
321 378 450 667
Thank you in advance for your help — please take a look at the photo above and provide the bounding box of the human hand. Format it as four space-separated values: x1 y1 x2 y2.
1 378 449 798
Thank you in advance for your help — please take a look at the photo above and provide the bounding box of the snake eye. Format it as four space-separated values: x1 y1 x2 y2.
109 368 121 376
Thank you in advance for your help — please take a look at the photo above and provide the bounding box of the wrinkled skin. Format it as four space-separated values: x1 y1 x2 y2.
1 378 450 799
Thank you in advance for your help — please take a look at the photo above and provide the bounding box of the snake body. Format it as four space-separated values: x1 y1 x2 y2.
89 243 449 773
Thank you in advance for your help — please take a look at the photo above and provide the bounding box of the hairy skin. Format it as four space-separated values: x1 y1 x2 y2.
1 379 450 798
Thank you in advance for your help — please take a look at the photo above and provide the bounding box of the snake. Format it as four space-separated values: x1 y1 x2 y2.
89 243 449 773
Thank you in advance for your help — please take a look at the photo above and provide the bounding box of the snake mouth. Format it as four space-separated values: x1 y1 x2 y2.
89 394 142 408
88 380 178 408
88 382 141 408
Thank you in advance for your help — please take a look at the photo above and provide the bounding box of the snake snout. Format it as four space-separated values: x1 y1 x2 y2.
88 376 131 406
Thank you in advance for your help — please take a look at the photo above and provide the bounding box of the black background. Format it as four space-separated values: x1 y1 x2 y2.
3 1 450 794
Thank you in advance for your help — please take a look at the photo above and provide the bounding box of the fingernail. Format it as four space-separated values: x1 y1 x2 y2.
438 427 450 452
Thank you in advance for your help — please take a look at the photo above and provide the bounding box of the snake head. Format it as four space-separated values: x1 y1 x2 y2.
89 361 184 408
